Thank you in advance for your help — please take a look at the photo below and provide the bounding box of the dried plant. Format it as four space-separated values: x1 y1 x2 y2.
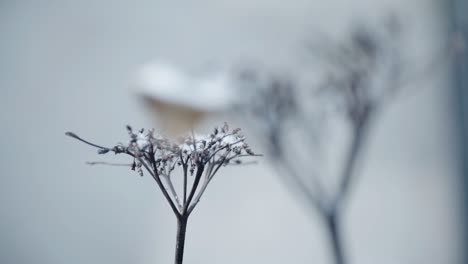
234 20 405 264
65 123 260 264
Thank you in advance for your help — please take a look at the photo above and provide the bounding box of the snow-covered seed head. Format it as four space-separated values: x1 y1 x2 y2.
66 122 261 218
66 123 261 178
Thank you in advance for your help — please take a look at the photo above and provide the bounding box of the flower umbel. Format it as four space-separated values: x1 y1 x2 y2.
66 123 260 264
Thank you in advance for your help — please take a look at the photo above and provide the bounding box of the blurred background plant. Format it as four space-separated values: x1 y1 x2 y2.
232 17 407 264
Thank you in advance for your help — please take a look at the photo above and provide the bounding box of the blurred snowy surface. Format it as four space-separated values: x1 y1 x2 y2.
135 62 234 111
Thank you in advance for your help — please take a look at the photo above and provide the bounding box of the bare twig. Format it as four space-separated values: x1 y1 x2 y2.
86 161 132 167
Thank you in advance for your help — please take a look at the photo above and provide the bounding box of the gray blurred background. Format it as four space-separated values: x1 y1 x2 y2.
0 0 464 264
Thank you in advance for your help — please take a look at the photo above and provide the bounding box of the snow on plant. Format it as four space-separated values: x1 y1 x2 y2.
65 122 260 264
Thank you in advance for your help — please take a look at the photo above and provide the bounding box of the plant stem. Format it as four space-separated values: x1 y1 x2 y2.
174 216 188 264
323 111 373 264
325 212 345 264
333 116 367 212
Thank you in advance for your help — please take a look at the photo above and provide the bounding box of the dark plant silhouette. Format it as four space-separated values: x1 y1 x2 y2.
234 19 405 264
66 123 260 264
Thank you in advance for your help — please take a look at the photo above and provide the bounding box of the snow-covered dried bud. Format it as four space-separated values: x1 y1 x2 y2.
172 144 180 151
112 144 126 154
245 148 255 155
126 125 133 133
97 148 110 154
136 162 143 176
233 147 241 155
203 148 210 156
208 141 216 148
223 122 229 132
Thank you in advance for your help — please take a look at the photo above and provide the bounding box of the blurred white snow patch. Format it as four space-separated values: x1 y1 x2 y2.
134 62 235 112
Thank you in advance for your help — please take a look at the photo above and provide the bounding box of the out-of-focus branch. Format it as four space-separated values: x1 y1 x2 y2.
232 16 430 264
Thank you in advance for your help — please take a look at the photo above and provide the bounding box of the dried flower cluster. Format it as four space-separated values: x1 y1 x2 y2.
66 122 260 264
66 122 259 217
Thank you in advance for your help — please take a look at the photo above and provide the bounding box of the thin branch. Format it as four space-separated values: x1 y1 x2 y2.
332 112 372 212
191 129 198 158
164 176 182 210
228 161 259 166
188 149 244 214
209 155 229 180
187 160 223 215
276 139 326 208
187 177 210 215
183 166 188 207
139 150 182 219
205 161 215 179
277 154 325 214
179 152 189 205
184 164 205 215
205 139 245 162
222 154 263 165
65 132 110 151
85 161 132 167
